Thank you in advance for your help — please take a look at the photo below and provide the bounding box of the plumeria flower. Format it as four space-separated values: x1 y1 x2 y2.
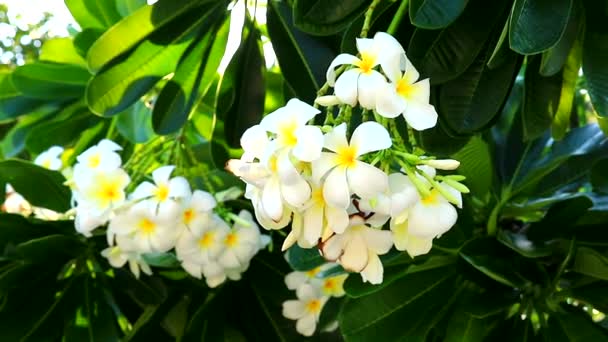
217 210 263 269
321 216 393 284
201 260 248 288
312 122 391 210
259 98 323 163
392 182 462 257
282 284 329 336
34 146 64 170
245 183 292 230
175 215 230 278
325 32 404 109
73 139 122 178
131 165 191 213
108 200 180 253
360 172 420 227
101 237 153 279
284 266 323 290
282 179 349 251
320 274 348 297
375 55 438 130
74 168 130 215
179 190 217 235
74 203 111 237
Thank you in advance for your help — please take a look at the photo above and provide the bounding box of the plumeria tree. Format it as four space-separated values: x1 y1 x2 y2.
2 0 608 340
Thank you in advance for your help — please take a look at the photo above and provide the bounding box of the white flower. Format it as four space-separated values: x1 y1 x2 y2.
359 172 420 227
101 240 153 279
34 146 64 170
259 98 323 162
312 122 391 210
282 179 349 251
284 266 324 290
375 54 438 130
217 210 262 269
73 168 130 215
175 215 230 278
179 190 217 235
319 274 348 297
74 203 111 237
131 165 191 213
326 32 404 109
73 139 122 179
108 200 180 253
282 284 329 336
245 183 292 230
2 184 32 216
321 216 393 285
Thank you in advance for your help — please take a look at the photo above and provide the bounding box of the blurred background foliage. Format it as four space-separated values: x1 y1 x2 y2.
1 0 608 341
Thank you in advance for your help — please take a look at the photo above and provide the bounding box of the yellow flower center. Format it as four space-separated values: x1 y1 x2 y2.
138 218 156 234
94 177 123 206
155 184 170 202
395 78 414 99
421 189 440 206
278 120 298 147
323 278 336 291
225 232 238 247
336 146 357 168
183 208 194 225
41 159 52 169
306 266 321 277
198 231 216 248
356 52 376 75
306 299 322 313
88 153 101 168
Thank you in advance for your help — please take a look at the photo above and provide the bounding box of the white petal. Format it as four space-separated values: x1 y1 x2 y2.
376 82 407 118
408 200 457 238
303 204 323 246
335 69 361 107
152 165 175 185
283 300 306 320
379 53 403 83
286 98 320 123
356 37 376 56
261 178 284 221
98 139 122 152
325 204 349 234
360 252 384 284
326 53 360 86
403 58 421 84
323 123 348 152
130 182 156 200
312 152 339 184
357 71 387 110
373 32 405 58
293 125 323 162
191 190 217 211
340 234 369 272
350 121 392 156
240 125 269 160
407 78 431 104
281 174 311 208
296 315 317 337
347 161 388 199
403 101 438 131
315 95 342 107
362 227 393 254
168 177 191 198
285 271 308 290
441 182 463 208
323 168 350 210
322 234 346 261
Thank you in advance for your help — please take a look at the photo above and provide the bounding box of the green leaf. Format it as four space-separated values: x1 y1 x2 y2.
408 0 510 84
267 1 336 103
285 244 325 271
115 0 148 17
116 100 155 143
539 2 582 76
591 158 608 193
409 0 469 29
568 281 608 313
451 136 494 196
497 229 554 258
142 252 180 268
339 267 455 341
444 310 490 342
553 307 608 340
293 0 369 36
438 38 521 134
583 31 608 117
16 235 85 263
65 0 122 30
573 247 608 280
39 38 86 67
86 0 214 72
509 0 573 54
522 56 563 141
0 160 71 212
0 72 43 122
11 62 89 100
222 25 266 148
487 20 516 69
73 28 104 59
1 105 58 157
153 15 228 135
526 195 593 241
86 3 222 116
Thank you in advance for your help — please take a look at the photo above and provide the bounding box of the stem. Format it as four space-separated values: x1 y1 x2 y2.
486 199 505 236
106 117 117 140
360 0 383 38
552 238 576 290
387 0 409 35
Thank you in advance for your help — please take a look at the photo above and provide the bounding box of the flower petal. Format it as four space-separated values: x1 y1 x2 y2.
296 314 317 337
350 121 392 156
360 252 384 284
375 82 406 118
323 168 351 210
325 204 349 234
130 181 157 200
281 173 311 208
152 165 175 185
323 123 348 152
283 300 306 320
312 152 338 184
347 161 388 199
293 125 323 162
408 200 457 238
403 101 438 131
335 69 361 107
285 271 308 290
340 234 369 272
303 204 323 246
326 53 360 86
168 177 191 199
240 125 269 161
357 71 387 110
322 233 345 261
261 178 284 221
362 227 393 254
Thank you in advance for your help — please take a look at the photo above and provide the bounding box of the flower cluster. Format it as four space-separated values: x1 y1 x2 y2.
9 141 270 288
228 31 469 285
282 264 348 336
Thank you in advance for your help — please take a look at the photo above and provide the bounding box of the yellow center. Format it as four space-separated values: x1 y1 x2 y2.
421 189 440 206
278 120 298 147
183 209 195 225
306 299 322 313
42 159 52 169
94 178 123 206
323 278 336 291
88 154 101 168
336 146 357 168
138 218 156 234
356 52 376 75
198 231 216 248
395 78 414 99
225 233 238 247
155 184 170 202
305 266 321 277
312 188 325 205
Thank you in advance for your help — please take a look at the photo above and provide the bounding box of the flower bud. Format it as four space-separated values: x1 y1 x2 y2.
315 95 341 107
423 159 460 170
